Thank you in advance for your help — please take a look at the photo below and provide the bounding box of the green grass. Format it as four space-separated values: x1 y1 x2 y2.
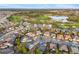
8 15 22 24
67 16 79 22
60 23 79 28
35 15 51 20
8 14 79 29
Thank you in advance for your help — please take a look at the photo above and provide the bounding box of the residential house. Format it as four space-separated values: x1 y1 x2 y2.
50 43 56 49
64 34 72 41
44 31 50 37
71 46 79 54
56 33 64 40
51 33 56 39
59 44 68 53
26 32 35 38
48 24 52 29
36 31 42 36
21 37 27 42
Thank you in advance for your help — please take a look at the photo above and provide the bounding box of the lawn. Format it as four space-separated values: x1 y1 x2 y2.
8 15 22 25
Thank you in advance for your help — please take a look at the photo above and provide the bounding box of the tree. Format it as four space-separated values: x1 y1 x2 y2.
56 43 61 54
43 42 50 54
34 48 42 54
15 35 22 53
21 42 29 54
34 45 43 54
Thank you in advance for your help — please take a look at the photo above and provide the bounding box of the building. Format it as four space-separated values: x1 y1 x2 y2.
64 34 72 41
71 46 79 54
51 33 56 39
50 43 56 49
60 45 68 51
56 33 64 40
36 31 42 36
44 31 51 38
21 37 27 42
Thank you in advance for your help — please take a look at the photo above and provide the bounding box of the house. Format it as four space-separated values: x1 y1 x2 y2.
44 31 50 37
33 36 38 41
0 42 3 48
71 46 79 54
36 31 42 36
43 24 46 27
75 38 79 43
51 33 56 39
43 24 52 29
49 43 57 53
23 22 30 27
4 38 12 42
0 45 8 49
39 41 46 51
0 41 8 49
14 31 19 36
34 24 38 28
76 28 79 32
59 44 68 52
72 35 79 42
21 37 27 42
56 33 64 40
38 24 43 28
55 28 61 33
26 32 35 37
3 42 13 47
64 34 72 41
50 43 56 49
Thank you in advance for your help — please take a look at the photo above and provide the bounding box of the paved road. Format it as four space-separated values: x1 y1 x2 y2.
51 39 79 47
0 27 23 41
36 36 79 48
0 12 23 41
0 47 14 54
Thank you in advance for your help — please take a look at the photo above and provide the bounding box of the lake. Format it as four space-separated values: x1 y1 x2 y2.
49 16 68 22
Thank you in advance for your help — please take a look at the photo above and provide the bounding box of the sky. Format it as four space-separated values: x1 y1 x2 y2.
0 4 79 9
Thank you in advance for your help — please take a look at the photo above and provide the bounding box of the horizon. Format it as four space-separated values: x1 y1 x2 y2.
0 4 79 9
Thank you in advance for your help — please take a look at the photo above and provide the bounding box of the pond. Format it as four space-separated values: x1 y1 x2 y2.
49 16 68 22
